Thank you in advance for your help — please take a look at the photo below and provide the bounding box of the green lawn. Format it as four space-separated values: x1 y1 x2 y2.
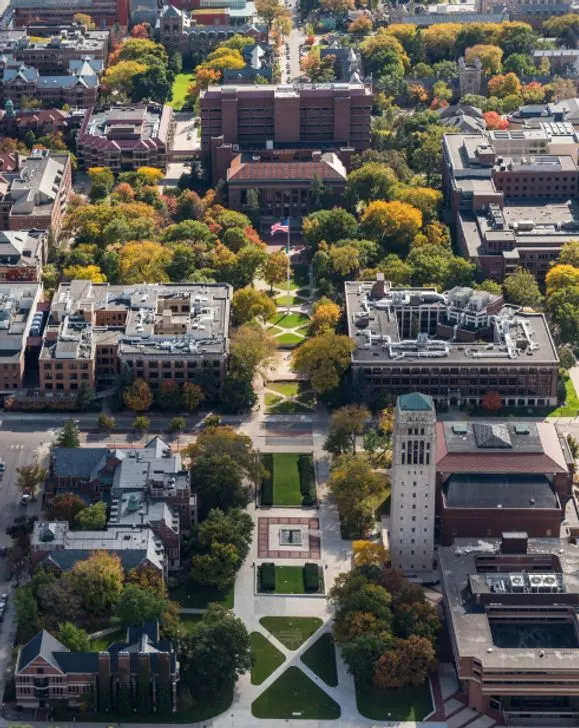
276 332 305 347
260 616 323 650
169 581 234 609
264 392 284 409
551 375 579 416
267 381 301 397
169 73 194 109
89 628 124 652
272 452 302 505
298 390 316 407
250 632 285 685
275 293 305 306
275 565 305 594
252 667 341 719
355 680 433 721
296 287 311 298
291 263 310 288
268 399 313 414
270 312 311 329
301 633 338 686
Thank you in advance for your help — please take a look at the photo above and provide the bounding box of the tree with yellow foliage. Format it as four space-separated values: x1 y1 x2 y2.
263 250 288 293
63 265 106 283
292 332 354 394
311 297 341 334
422 23 461 62
104 60 147 93
545 264 579 297
136 167 164 185
464 44 503 75
361 200 422 256
73 12 95 28
487 72 522 98
118 241 172 284
352 541 388 567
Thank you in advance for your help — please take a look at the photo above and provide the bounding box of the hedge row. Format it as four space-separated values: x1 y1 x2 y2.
260 453 274 506
260 562 275 591
298 454 316 506
304 562 320 593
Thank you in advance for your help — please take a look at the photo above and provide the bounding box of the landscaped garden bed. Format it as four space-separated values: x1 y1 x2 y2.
259 453 317 506
258 562 323 595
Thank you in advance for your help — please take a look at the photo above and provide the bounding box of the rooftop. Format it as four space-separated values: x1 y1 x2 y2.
344 280 558 366
443 473 559 510
227 151 347 183
6 149 69 219
78 103 171 152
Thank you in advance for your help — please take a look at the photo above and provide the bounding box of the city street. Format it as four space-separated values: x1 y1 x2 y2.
282 0 306 82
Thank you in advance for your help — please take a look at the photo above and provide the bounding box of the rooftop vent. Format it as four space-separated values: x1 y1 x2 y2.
452 423 468 435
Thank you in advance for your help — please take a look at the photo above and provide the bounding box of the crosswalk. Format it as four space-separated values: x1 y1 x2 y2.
8 444 24 449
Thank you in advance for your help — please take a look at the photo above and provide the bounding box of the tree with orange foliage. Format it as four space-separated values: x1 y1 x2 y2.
348 14 372 35
408 83 428 105
483 111 509 130
112 182 136 202
373 635 436 689
487 72 522 98
482 390 503 411
130 22 150 38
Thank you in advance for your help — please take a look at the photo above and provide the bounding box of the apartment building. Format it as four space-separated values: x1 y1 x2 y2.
30 520 166 577
39 280 231 395
0 150 72 233
201 82 373 181
76 104 173 172
226 150 347 224
0 283 42 392
442 132 579 280
344 276 559 407
0 27 108 71
0 230 46 282
440 533 579 725
16 622 178 711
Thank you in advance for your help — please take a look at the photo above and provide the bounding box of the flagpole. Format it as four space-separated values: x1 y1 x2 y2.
286 217 291 314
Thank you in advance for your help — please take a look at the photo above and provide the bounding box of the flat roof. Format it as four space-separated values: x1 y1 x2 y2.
439 538 579 671
443 473 558 510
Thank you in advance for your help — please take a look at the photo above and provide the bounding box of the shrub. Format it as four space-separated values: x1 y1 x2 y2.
260 453 274 506
298 454 317 505
260 562 275 592
303 563 320 593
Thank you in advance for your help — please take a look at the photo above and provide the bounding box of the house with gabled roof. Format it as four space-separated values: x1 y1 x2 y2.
15 621 178 711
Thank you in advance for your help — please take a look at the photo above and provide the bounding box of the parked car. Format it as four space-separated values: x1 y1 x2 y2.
20 489 31 505
0 460 5 472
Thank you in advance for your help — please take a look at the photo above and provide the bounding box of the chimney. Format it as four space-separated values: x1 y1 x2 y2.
98 651 112 712
501 531 528 554
117 651 130 684
311 150 322 162
373 271 386 298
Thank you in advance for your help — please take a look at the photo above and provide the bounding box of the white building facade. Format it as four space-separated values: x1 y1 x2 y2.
389 392 437 577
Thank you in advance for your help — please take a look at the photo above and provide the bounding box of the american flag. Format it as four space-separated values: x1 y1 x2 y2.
270 219 290 235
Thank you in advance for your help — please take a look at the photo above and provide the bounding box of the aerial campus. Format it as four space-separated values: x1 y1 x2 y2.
0 0 579 726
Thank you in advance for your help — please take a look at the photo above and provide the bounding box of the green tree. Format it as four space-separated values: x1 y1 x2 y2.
503 53 536 76
302 208 358 251
133 415 151 433
55 419 80 448
97 413 116 433
324 405 370 455
14 586 41 643
503 267 543 308
156 380 182 411
169 416 186 434
182 382 204 412
232 286 276 325
179 605 252 694
291 333 354 394
230 322 276 377
70 551 124 615
328 455 387 537
547 285 579 344
115 584 168 626
15 464 47 498
345 163 398 208
558 240 579 267
341 634 393 683
220 370 257 414
88 167 114 200
263 250 288 292
74 502 107 530
58 622 91 652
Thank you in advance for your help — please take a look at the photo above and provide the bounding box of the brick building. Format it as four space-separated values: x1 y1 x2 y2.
0 230 46 282
442 131 579 280
0 27 109 71
226 150 347 225
39 280 231 396
436 420 574 544
12 0 128 28
440 534 579 724
16 622 178 711
344 277 559 407
76 104 173 172
201 82 373 182
0 150 72 233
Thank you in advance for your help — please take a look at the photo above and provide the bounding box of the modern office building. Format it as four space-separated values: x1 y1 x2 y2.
442 131 579 280
344 276 559 406
76 104 173 172
200 82 373 182
390 393 437 577
16 622 178 710
440 533 579 724
39 280 231 395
